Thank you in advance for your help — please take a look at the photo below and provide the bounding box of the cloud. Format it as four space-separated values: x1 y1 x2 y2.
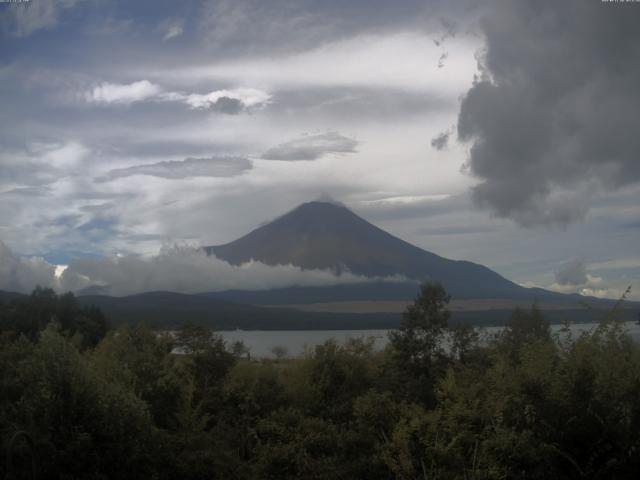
0 241 57 293
261 132 357 161
208 96 243 114
85 80 162 105
198 0 423 54
196 0 479 56
589 258 640 271
437 51 448 69
430 130 450 151
266 86 451 120
355 194 461 222
160 18 184 41
83 81 271 113
180 87 271 112
417 224 496 236
457 0 640 226
1 0 79 37
165 32 478 94
0 142 89 192
96 156 252 182
0 241 404 296
61 246 407 296
555 258 588 286
547 274 608 298
547 258 609 297
35 141 89 168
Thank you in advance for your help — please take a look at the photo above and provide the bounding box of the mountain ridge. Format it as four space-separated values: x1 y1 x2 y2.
205 201 545 300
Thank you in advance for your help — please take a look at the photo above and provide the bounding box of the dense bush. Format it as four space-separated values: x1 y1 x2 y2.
1 285 639 479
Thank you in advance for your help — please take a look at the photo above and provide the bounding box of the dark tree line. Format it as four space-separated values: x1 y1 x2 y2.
1 284 639 479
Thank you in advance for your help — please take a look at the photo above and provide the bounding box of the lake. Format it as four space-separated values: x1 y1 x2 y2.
218 321 640 358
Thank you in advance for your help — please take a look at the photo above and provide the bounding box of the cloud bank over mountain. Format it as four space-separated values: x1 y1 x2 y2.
0 241 403 297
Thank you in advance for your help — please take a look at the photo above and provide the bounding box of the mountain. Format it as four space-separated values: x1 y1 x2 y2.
206 201 559 301
0 290 25 302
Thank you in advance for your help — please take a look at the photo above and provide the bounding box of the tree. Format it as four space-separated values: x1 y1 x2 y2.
499 303 551 360
0 322 156 479
0 288 108 348
91 323 183 429
387 282 451 405
270 345 288 361
175 321 236 413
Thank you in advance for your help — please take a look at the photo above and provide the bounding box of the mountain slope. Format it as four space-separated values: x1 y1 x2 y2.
205 201 532 299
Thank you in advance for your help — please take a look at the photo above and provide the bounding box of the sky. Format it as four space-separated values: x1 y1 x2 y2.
0 0 639 299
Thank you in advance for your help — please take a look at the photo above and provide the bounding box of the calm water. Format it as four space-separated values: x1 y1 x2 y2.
218 322 640 358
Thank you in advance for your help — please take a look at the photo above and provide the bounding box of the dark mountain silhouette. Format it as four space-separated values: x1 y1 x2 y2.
206 201 552 300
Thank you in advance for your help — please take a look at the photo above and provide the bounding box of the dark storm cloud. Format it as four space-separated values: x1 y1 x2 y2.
97 156 252 182
261 132 358 161
555 258 588 286
457 0 640 226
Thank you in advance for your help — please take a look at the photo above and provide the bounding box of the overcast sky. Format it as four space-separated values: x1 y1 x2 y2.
1 0 639 299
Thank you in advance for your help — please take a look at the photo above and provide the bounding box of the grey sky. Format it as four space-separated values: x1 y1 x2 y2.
0 0 638 299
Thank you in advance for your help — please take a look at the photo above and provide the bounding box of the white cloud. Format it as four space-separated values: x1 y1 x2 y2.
85 80 162 105
83 81 271 112
38 141 89 169
548 274 606 295
521 260 627 300
0 141 89 193
0 241 58 293
520 276 615 299
151 33 478 94
359 194 451 207
0 241 404 296
180 87 271 111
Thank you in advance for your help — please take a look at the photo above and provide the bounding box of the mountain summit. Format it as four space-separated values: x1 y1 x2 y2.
205 201 530 299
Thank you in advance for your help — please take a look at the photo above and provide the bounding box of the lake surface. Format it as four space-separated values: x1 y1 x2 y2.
218 321 640 358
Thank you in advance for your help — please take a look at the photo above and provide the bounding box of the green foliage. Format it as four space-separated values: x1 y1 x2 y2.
387 281 451 405
2 287 640 479
1 323 155 479
0 287 108 348
500 303 551 360
90 323 183 429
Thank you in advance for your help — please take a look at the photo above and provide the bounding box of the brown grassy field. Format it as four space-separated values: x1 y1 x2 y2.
266 299 615 314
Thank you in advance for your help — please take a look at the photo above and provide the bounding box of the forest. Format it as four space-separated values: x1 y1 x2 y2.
1 284 639 479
